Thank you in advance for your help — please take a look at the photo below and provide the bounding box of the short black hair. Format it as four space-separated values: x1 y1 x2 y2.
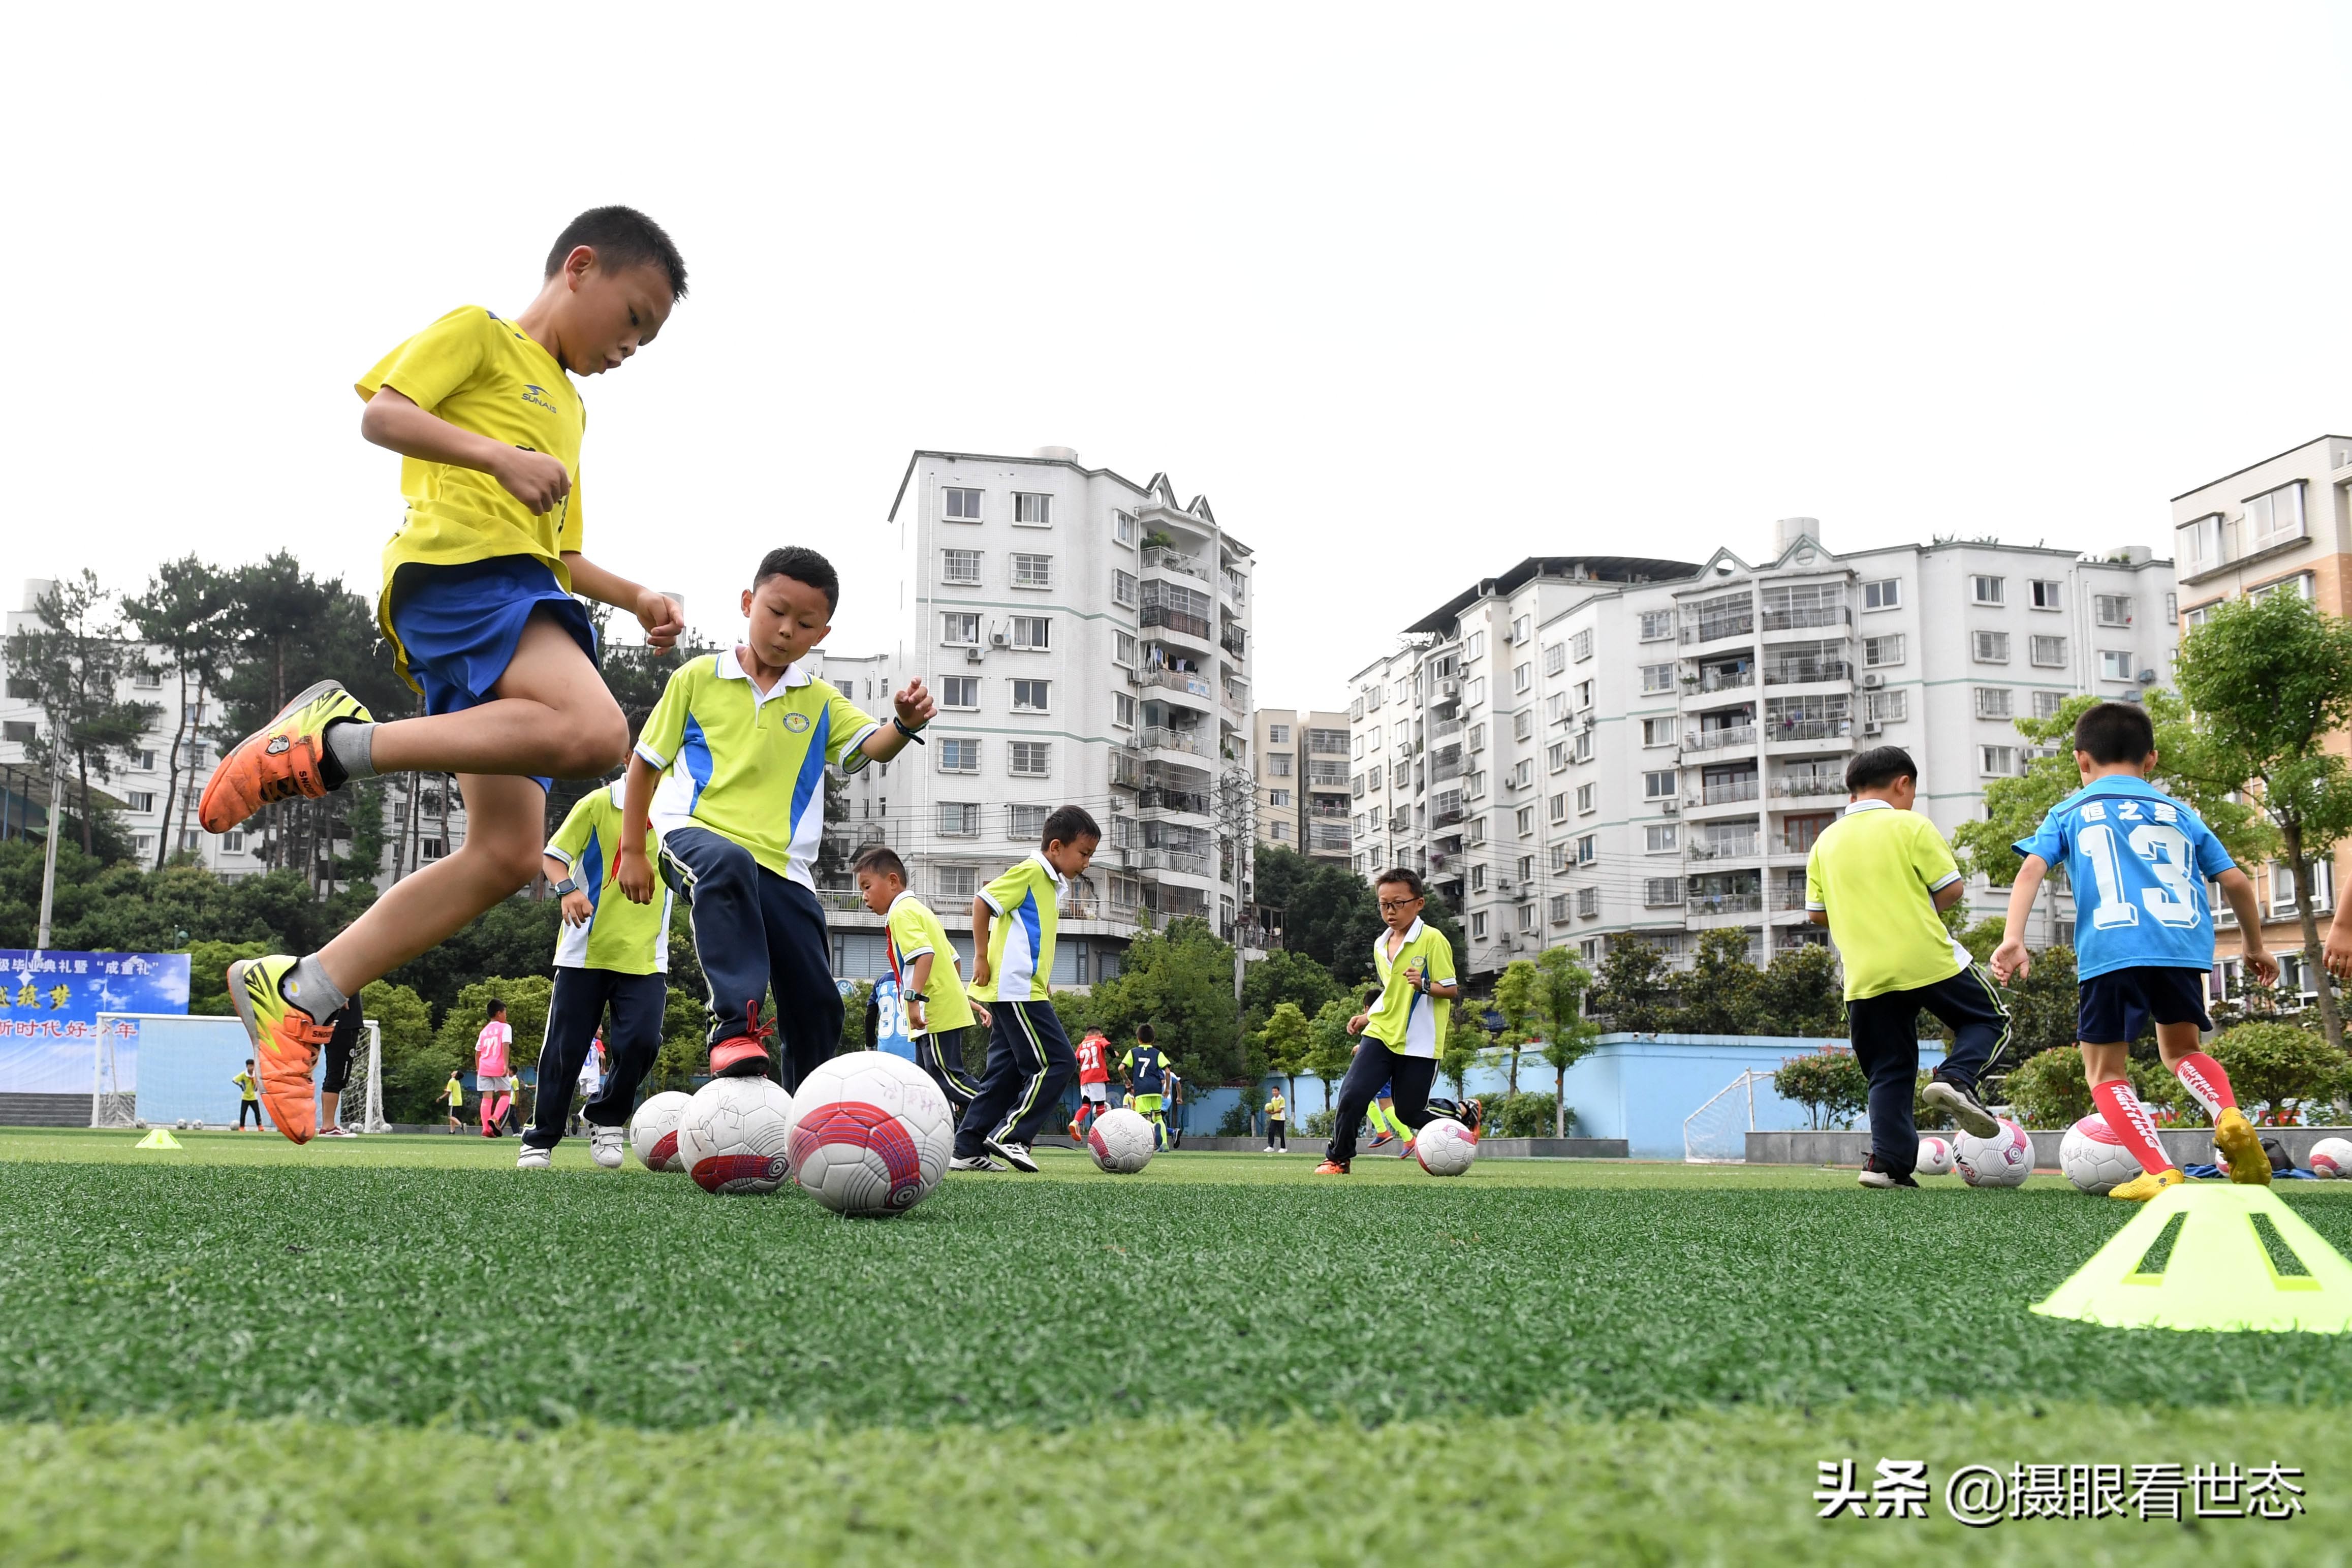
487 998 506 1017
1375 867 1425 898
853 844 907 882
544 206 688 300
2074 700 2155 765
1137 1024 1155 1044
1043 804 1101 849
1845 746 1918 794
754 546 840 615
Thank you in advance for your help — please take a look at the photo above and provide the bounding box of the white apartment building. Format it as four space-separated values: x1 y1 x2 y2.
1348 524 2179 984
816 449 1257 987
1253 708 1352 863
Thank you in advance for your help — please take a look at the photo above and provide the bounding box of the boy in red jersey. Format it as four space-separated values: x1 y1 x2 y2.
1069 1028 1113 1140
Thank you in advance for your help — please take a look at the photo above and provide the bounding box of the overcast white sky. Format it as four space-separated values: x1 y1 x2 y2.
6 4 2347 711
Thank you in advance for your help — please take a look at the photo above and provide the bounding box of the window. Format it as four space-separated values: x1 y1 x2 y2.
1645 823 1678 853
1550 893 1572 924
1008 741 1051 776
1862 634 1904 668
125 791 154 813
1369 725 1384 747
1271 821 1292 843
1114 631 1137 666
2099 650 2136 682
419 837 447 862
1010 616 1050 650
938 802 980 837
2093 594 2131 627
2249 573 2316 605
1114 693 1136 728
132 832 155 857
1267 723 1291 744
1973 630 2010 663
2269 861 2335 916
1113 570 1138 608
1464 677 1486 707
1547 741 1567 773
1571 629 1594 663
1516 806 1535 836
1971 575 2005 605
1013 491 1052 526
1578 886 1600 917
2029 635 2067 667
940 676 979 709
1576 834 1596 865
2245 482 2305 551
1471 912 1489 940
2165 593 2177 623
1269 788 1291 807
2029 579 2061 610
1642 717 1676 747
131 667 161 690
1573 679 1594 710
1571 730 1593 763
1644 770 1676 800
222 830 247 854
1547 692 1571 726
1639 611 1675 641
1510 758 1533 789
942 549 981 584
1464 631 1486 662
1467 723 1485 751
1549 791 1568 824
1576 782 1596 815
1007 804 1048 841
1268 754 1293 777
942 612 980 645
1114 510 1136 546
1506 709 1530 742
1980 745 2017 777
1640 662 1676 694
1011 553 1053 588
939 865 978 900
1515 615 1532 645
1364 683 1383 710
1864 689 1908 725
1862 578 1901 611
1644 877 1683 906
1513 662 1532 694
1519 902 1539 934
1011 679 1051 713
939 738 980 773
2032 690 2067 719
1974 687 2014 719
1549 842 1569 871
129 747 156 770
943 487 983 521
1544 642 1566 676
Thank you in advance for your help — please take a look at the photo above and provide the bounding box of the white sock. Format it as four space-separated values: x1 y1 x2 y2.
326 720 379 783
278 954 349 1023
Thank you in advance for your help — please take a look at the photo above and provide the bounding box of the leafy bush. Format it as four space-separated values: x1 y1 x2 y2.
2210 1023 2347 1121
2002 1048 2091 1129
1912 1071 1950 1132
1302 1108 1336 1139
1487 1091 1572 1138
1217 1083 1267 1138
1772 1049 1867 1130
361 980 441 1124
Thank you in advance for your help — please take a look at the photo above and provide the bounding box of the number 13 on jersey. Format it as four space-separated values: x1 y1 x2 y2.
2078 812 2199 930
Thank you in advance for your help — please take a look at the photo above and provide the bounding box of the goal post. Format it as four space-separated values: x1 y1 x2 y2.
92 1014 390 1133
1683 1068 1768 1164
339 1020 388 1134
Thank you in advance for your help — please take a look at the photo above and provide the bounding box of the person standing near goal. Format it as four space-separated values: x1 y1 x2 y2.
316 1002 366 1137
233 1060 264 1131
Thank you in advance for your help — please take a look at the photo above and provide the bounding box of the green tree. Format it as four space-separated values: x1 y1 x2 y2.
121 557 233 871
1674 928 1759 1035
1772 1049 1868 1130
1439 993 1487 1102
1518 946 1600 1138
1241 947 1341 1039
1083 917 1242 1082
1747 943 1845 1037
1249 845 1387 983
1303 999 1356 1110
1491 958 1543 1096
1256 1000 1313 1112
185 939 268 1015
1588 936 1676 1032
4 572 161 858
359 980 441 1123
2209 1021 2347 1120
433 977 554 1117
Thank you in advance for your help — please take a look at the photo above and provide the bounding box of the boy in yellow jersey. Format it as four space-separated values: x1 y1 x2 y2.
518 780 676 1171
201 208 691 1145
233 1061 263 1131
1315 869 1482 1174
854 844 982 1116
1264 1085 1288 1153
442 1072 464 1134
616 548 934 1088
955 806 1101 1173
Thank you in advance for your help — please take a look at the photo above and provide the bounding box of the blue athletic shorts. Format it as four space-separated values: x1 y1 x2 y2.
388 556 597 792
2077 964 2212 1045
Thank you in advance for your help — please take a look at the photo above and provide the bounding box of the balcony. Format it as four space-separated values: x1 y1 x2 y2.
1133 726 1210 757
1309 823 1350 853
1687 777 1760 807
1770 775 1846 799
1764 659 1851 686
1141 606 1212 643
1307 760 1350 787
1138 787 1212 816
1683 725 1758 752
1141 847 1211 876
1763 718 1853 746
1682 613 1754 645
1688 891 1764 916
1689 668 1754 695
1771 885 1812 910
1761 604 1852 633
1141 545 1207 582
1219 623 1247 659
1127 666 1216 702
1687 836 1761 862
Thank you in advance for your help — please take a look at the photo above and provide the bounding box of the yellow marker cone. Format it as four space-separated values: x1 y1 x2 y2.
2033 1180 2352 1333
133 1128 182 1150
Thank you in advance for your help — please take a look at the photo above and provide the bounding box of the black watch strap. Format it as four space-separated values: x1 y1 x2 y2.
893 715 927 745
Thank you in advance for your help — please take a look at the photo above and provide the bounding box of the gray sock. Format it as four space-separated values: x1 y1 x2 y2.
326 721 379 783
277 954 350 1023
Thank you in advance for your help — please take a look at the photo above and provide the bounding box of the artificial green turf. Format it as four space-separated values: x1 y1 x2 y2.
4 1132 2352 1430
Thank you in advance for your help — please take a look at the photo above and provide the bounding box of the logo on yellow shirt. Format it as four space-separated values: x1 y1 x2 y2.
783 712 811 733
521 384 559 413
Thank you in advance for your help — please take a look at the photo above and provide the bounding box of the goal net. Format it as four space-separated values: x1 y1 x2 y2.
92 1014 384 1133
1683 1069 1769 1163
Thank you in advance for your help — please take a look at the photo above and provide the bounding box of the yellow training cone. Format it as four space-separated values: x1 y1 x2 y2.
2033 1181 2352 1333
133 1128 182 1150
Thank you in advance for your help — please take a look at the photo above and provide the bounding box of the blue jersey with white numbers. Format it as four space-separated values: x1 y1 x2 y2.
2013 776 2236 980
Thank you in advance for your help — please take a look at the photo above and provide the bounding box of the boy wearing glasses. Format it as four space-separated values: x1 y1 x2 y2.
1315 868 1482 1173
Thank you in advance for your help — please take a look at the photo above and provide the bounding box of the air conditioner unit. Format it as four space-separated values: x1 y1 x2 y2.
1862 721 1884 736
964 647 985 663
1661 800 1679 815
990 631 1009 647
1859 672 1885 689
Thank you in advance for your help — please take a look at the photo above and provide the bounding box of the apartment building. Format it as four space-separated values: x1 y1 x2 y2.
815 449 1257 987
1253 708 1352 862
2172 434 2352 998
1347 525 2178 984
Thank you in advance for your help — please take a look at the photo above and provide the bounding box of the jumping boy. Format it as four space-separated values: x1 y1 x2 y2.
616 547 933 1087
854 844 981 1114
953 806 1100 1174
1121 1025 1173 1150
520 779 674 1170
1990 702 2277 1198
1805 746 2006 1189
1315 869 1483 1174
201 207 691 1144
1069 1028 1113 1141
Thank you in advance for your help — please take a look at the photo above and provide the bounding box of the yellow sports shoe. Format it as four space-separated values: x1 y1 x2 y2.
2212 1107 2273 1185
199 680 373 833
226 956 335 1145
2108 1167 2187 1202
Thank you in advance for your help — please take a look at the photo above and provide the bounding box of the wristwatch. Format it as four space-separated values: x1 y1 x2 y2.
551 876 579 896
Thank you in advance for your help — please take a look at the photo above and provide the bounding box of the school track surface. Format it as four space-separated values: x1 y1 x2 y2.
2 1128 2347 1563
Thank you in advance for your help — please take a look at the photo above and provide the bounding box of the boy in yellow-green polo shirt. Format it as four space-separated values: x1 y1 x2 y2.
855 844 981 1115
201 208 691 1147
616 547 934 1089
1805 745 2008 1189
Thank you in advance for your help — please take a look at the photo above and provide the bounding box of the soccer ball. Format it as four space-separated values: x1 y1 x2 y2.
1953 1117 2035 1188
674 1077 796 1196
784 1052 953 1217
2059 1114 2145 1196
1915 1136 1954 1177
1086 1107 1156 1174
1414 1117 1478 1176
629 1090 694 1172
2310 1137 2352 1179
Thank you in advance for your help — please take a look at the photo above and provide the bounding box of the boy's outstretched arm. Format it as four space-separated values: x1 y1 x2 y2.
2214 868 2279 985
615 752 661 903
361 386 571 514
1987 856 2049 984
856 679 939 765
563 555 683 651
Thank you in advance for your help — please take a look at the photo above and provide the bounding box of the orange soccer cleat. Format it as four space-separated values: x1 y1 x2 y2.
226 955 335 1144
1313 1159 1350 1175
198 680 372 834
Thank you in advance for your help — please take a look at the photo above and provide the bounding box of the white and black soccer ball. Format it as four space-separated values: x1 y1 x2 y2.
1953 1117 2035 1188
1915 1136 1954 1177
1414 1117 1478 1177
629 1090 695 1172
2310 1137 2352 1179
674 1077 796 1196
1086 1107 1156 1174
2059 1113 2144 1196
784 1052 953 1217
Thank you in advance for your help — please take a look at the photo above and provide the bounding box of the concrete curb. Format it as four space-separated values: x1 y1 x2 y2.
1746 1126 2352 1168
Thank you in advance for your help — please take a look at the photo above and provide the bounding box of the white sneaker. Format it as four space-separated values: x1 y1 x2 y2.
589 1125 625 1169
948 1154 1003 1172
516 1146 552 1171
986 1138 1040 1173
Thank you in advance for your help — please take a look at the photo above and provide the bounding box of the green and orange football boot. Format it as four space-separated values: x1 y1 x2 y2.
226 955 336 1145
199 680 372 834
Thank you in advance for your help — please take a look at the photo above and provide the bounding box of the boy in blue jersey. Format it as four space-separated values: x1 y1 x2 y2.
1991 702 2277 1197
616 547 935 1088
1120 1025 1174 1150
953 806 1101 1173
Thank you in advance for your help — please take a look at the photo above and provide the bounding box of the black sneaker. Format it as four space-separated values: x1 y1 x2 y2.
1922 1075 1999 1139
1858 1154 1919 1189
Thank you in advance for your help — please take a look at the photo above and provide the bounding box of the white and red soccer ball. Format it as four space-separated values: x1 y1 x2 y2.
1414 1117 1477 1176
2310 1137 2352 1179
2059 1113 2144 1195
1953 1117 2035 1188
629 1090 694 1172
1915 1136 1954 1177
1087 1107 1156 1174
785 1052 952 1217
675 1076 796 1195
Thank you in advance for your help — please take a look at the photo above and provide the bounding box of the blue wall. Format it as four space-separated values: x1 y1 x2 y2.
1561 1033 1946 1160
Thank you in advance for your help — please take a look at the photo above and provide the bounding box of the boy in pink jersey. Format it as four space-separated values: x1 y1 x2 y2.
475 999 514 1138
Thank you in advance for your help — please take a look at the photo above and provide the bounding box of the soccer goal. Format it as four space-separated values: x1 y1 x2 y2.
91 1013 385 1133
1683 1069 1771 1164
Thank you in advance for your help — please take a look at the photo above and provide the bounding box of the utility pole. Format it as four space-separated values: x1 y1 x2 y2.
35 726 67 951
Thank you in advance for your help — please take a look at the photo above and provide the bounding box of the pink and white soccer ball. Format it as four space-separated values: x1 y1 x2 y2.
2310 1137 2352 1179
1915 1137 1954 1177
2059 1114 2144 1196
1087 1107 1156 1174
629 1090 694 1172
784 1052 952 1217
1414 1117 1478 1177
675 1076 796 1195
1953 1117 2035 1188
